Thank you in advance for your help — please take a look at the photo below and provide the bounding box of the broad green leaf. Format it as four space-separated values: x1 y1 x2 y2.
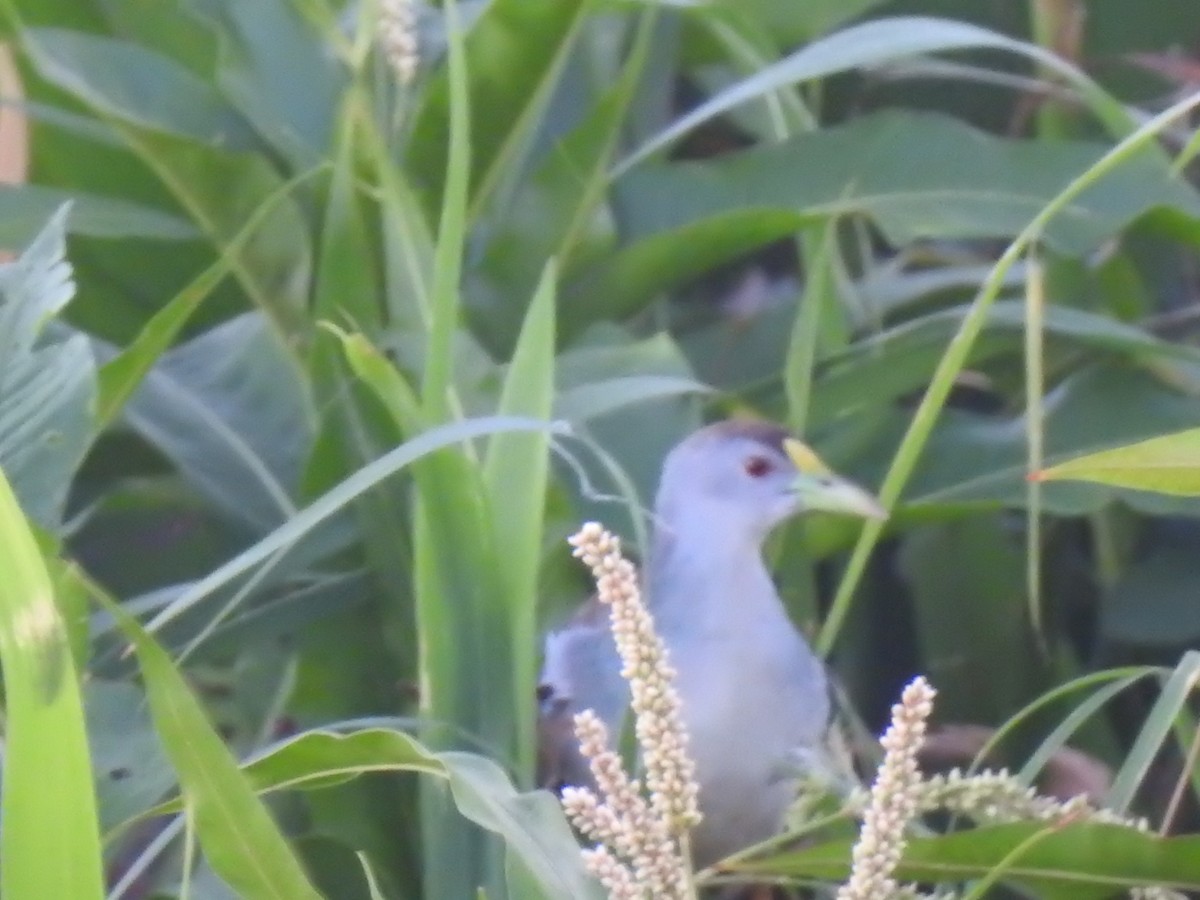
0 204 96 527
580 112 1200 326
182 0 342 167
473 13 657 353
819 89 1200 655
11 22 314 337
618 15 1131 172
711 0 891 43
1104 546 1200 645
121 313 314 533
553 375 713 423
144 727 601 900
739 821 1200 898
898 518 1046 725
0 183 199 246
809 299 1200 430
0 469 104 899
1033 427 1200 495
87 680 174 832
116 129 314 338
73 0 219 74
555 330 705 544
98 594 322 900
22 28 254 146
96 166 321 427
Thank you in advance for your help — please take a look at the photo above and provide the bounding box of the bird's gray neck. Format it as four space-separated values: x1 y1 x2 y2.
646 514 785 636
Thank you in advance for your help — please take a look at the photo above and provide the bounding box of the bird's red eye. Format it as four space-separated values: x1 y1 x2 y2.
744 456 773 478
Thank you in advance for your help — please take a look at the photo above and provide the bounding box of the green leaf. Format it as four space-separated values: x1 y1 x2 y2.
553 375 713 423
473 13 657 353
120 313 314 533
579 112 1200 325
408 0 590 216
1034 427 1200 495
1104 546 1200 645
151 727 601 900
483 262 557 781
710 0 891 42
0 183 199 245
0 470 104 899
0 204 96 527
618 15 1131 172
141 415 567 637
898 518 1045 725
97 594 323 900
1107 651 1200 814
96 167 320 427
879 366 1200 517
22 27 254 146
740 822 1200 898
182 0 342 167
87 680 175 833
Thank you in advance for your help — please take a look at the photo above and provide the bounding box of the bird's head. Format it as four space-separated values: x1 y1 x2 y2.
655 420 885 544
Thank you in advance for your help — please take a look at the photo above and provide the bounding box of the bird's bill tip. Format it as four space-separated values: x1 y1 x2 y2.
799 476 888 521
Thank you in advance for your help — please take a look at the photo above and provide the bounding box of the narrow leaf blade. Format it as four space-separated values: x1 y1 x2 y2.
1034 428 1200 495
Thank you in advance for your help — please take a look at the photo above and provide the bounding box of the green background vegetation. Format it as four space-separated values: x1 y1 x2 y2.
3 0 1200 896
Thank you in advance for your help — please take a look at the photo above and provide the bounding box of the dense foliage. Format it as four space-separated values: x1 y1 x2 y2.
2 0 1200 897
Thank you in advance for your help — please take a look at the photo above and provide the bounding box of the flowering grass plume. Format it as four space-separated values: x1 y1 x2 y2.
838 676 936 900
378 0 418 85
560 522 701 900
832 678 1182 900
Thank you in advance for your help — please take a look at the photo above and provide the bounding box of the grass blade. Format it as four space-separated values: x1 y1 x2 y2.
99 594 322 900
0 470 104 899
483 261 557 782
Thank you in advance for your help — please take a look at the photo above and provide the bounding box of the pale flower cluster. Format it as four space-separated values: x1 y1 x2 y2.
378 0 418 85
561 522 701 900
917 767 1149 830
561 713 688 899
834 682 1179 900
838 676 936 900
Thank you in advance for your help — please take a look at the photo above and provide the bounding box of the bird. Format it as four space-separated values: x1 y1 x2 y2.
538 419 886 868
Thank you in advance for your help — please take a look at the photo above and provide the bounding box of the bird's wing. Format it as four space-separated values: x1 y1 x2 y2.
537 596 628 789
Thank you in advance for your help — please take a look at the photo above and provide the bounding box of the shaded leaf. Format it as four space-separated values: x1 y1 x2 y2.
87 680 174 832
894 366 1200 516
0 204 96 527
98 594 323 900
182 0 342 167
94 164 320 427
0 183 199 246
408 0 590 213
22 27 254 147
576 112 1200 325
1104 544 1200 645
619 15 1130 171
121 313 314 533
